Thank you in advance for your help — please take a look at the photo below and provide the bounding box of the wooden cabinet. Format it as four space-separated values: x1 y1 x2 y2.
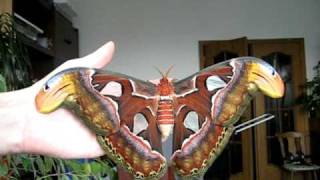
12 0 79 79
54 11 78 66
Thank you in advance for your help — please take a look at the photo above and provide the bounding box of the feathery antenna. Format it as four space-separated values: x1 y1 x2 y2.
165 65 174 78
154 65 174 78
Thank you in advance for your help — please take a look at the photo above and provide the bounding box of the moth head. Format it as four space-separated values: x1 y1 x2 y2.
156 66 175 96
246 59 284 98
35 70 79 113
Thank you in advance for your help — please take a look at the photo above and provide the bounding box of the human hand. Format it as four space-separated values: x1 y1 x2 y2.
0 41 115 159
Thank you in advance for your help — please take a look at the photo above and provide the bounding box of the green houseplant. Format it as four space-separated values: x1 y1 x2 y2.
298 61 320 165
0 13 117 179
299 61 320 114
0 74 7 92
0 13 32 90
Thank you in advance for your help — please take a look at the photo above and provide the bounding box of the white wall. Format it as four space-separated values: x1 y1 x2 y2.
70 0 320 80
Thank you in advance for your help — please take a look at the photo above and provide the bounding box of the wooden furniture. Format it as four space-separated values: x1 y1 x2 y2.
0 0 12 13
10 0 79 79
276 132 320 180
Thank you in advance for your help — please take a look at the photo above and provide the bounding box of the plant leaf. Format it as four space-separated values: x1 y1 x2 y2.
21 157 32 171
60 174 70 180
0 162 9 176
35 157 46 175
71 174 80 180
90 162 102 175
43 157 54 173
0 74 7 92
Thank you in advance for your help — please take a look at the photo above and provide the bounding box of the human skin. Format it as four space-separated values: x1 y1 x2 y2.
0 41 115 159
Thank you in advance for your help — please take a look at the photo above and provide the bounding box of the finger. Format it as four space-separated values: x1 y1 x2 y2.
78 41 115 68
59 41 115 69
35 41 115 88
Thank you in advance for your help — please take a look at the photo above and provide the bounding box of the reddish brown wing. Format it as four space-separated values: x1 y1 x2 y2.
171 60 246 178
90 70 166 179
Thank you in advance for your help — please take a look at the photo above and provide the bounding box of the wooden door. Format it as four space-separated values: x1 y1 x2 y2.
0 0 12 14
199 37 254 180
249 39 308 180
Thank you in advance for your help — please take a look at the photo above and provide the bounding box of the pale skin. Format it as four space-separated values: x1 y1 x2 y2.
0 41 116 158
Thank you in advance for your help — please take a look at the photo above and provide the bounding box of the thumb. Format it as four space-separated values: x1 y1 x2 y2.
34 41 115 89
78 41 115 68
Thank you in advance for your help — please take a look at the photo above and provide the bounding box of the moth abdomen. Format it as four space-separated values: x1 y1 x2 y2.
157 98 174 141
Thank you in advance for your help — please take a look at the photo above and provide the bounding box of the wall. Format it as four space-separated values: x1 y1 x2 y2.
70 0 320 80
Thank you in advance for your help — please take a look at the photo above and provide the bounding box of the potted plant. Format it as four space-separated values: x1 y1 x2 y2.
298 61 320 165
298 61 320 115
0 13 32 90
0 74 7 92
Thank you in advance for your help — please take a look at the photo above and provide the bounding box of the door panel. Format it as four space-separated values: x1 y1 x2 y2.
250 39 308 180
199 37 248 69
200 37 253 180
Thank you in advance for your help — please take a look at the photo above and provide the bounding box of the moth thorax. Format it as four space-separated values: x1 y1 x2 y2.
157 99 174 141
157 77 174 96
